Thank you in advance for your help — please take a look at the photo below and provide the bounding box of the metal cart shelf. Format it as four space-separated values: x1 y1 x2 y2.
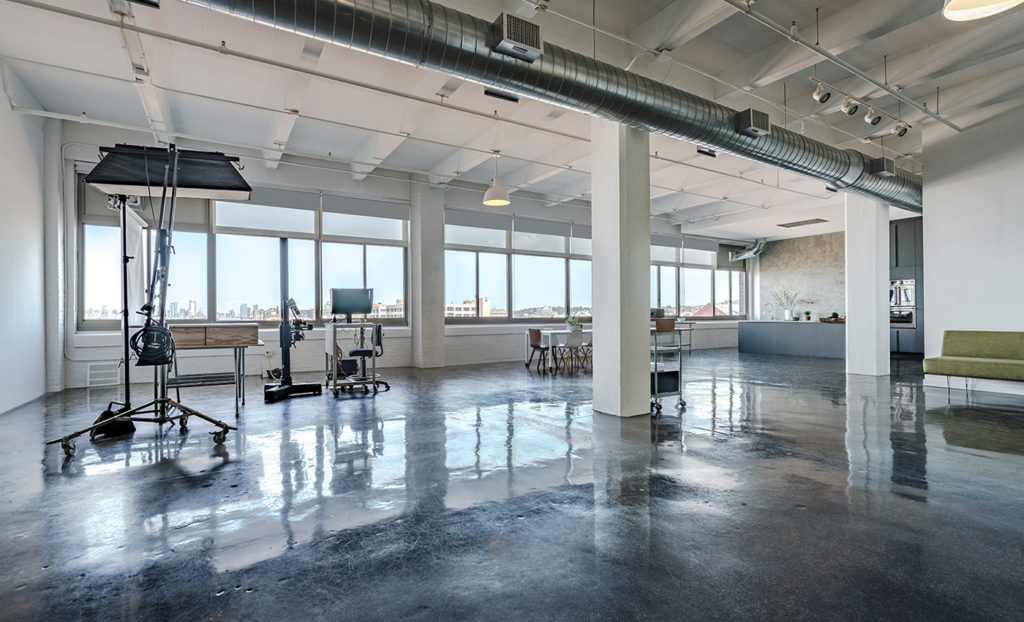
651 325 687 413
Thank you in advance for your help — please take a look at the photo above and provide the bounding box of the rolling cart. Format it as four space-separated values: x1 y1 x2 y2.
651 322 687 414
325 321 391 396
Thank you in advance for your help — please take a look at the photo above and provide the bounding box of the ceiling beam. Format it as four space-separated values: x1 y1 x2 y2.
107 1 172 145
717 0 937 94
628 0 735 52
262 39 323 168
426 147 494 186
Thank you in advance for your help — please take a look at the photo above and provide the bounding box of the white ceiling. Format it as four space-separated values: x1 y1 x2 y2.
3 0 1023 240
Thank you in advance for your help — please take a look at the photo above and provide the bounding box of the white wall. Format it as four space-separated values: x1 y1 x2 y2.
0 82 46 412
923 106 1024 395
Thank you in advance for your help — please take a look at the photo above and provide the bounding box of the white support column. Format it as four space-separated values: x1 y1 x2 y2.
410 179 446 368
591 118 651 417
845 193 889 376
43 118 64 393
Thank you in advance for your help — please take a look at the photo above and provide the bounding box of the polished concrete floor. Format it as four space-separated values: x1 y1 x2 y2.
2 350 1024 620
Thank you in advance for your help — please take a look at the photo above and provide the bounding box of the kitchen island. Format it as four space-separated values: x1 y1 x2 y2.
738 320 845 359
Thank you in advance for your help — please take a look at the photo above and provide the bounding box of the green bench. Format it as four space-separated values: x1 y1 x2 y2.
923 331 1024 389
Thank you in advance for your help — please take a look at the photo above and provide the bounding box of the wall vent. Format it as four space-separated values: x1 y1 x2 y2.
777 218 828 228
736 109 771 137
87 362 122 387
492 13 543 62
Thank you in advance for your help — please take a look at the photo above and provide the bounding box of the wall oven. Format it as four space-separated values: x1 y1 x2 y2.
890 279 916 328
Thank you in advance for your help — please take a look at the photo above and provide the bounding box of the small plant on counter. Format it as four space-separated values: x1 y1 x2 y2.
804 310 812 320
831 312 840 319
769 289 813 320
565 316 583 330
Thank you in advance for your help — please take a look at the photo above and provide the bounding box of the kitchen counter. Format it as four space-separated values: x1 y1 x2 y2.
738 320 845 359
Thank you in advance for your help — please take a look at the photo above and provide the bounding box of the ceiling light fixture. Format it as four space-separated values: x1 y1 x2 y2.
840 97 859 116
942 0 1024 21
864 108 883 126
482 152 510 206
811 82 832 104
891 121 912 137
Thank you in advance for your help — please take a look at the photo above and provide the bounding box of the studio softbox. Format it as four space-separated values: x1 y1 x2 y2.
85 144 251 200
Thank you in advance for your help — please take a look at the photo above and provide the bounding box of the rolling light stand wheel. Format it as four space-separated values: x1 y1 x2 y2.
179 416 189 432
61 438 76 457
212 430 227 445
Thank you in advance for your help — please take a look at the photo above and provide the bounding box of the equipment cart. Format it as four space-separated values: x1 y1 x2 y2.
325 321 391 396
651 322 687 413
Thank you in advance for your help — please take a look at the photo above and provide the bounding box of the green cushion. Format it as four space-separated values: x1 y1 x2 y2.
923 356 1024 382
941 331 1024 360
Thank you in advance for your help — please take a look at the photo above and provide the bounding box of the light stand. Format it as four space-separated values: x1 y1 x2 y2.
47 146 238 457
263 237 323 403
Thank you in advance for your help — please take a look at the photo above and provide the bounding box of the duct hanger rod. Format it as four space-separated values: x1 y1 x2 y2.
719 0 963 132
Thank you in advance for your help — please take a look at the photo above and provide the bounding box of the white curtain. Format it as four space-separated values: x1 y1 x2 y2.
123 208 148 327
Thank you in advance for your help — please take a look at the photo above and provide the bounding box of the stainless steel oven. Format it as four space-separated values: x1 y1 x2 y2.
890 279 916 307
890 306 916 328
890 279 917 328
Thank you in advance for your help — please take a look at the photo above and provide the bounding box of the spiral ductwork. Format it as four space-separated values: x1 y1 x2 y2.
184 0 923 211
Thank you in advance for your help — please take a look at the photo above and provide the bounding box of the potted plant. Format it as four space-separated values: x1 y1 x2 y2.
769 289 813 321
803 310 812 321
565 316 583 332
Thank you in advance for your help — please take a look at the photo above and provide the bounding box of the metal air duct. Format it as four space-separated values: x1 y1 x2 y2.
728 239 767 262
184 0 923 212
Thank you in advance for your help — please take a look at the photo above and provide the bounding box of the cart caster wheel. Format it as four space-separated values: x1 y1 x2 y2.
212 430 227 444
655 403 663 412
333 390 339 397
179 416 189 432
61 439 76 457
363 386 369 393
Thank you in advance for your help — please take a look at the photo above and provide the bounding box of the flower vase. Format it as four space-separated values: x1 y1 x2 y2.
782 309 792 321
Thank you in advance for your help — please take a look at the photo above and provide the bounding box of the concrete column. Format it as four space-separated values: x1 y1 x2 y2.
591 118 651 417
43 118 65 392
845 193 889 376
409 179 446 368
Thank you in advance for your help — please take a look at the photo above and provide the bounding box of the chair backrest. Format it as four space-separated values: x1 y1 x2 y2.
655 318 675 332
942 330 1024 360
373 323 384 355
564 330 584 348
529 328 543 347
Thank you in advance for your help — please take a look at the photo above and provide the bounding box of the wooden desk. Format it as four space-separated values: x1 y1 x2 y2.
169 324 261 416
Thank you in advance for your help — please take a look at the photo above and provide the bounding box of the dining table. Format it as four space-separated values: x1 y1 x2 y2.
524 328 593 370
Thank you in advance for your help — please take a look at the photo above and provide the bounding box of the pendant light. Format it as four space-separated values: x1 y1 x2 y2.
942 0 1024 21
482 152 510 206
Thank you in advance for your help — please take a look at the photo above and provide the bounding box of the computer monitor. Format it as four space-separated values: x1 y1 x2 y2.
330 288 373 321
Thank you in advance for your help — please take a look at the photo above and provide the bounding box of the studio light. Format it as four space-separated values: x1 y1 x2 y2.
840 97 860 116
812 83 832 104
891 121 912 137
482 153 510 206
942 0 1024 21
864 108 883 125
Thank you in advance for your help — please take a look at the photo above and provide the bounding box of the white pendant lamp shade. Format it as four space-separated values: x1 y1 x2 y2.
483 154 510 206
942 0 1024 20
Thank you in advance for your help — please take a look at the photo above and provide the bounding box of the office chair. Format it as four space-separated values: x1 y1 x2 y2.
348 323 390 391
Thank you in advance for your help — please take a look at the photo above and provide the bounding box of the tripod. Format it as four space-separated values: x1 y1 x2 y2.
47 146 237 457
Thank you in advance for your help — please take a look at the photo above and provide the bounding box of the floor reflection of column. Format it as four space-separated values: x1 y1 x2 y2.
890 384 928 501
593 413 652 570
404 402 448 516
844 375 893 510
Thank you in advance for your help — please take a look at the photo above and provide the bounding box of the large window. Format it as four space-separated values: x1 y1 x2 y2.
322 243 406 320
444 251 508 318
161 231 208 320
77 176 409 328
681 268 712 317
513 255 566 318
569 259 591 317
82 225 122 321
216 235 314 320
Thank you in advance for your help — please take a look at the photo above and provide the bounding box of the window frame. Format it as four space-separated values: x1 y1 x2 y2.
75 175 410 331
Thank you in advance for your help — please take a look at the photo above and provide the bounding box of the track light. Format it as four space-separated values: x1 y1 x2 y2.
840 97 859 116
811 83 832 104
942 0 1024 21
891 121 911 137
482 153 510 206
864 108 882 125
